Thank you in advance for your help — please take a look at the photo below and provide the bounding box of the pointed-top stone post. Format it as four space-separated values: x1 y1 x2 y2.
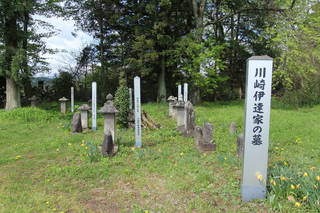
98 94 118 142
59 97 69 114
241 55 273 202
78 104 91 129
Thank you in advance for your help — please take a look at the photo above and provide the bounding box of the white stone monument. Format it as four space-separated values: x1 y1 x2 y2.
134 76 142 148
183 83 188 102
92 82 97 131
241 55 273 202
129 88 133 110
178 84 183 101
71 87 74 113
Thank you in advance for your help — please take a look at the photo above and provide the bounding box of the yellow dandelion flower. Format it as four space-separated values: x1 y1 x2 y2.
56 148 59 152
131 147 135 151
275 147 279 150
303 196 308 201
270 179 276 186
85 147 88 150
316 176 320 181
281 148 284 151
303 172 308 177
15 155 22 159
224 157 227 160
68 143 72 146
46 201 49 205
280 176 287 181
284 161 288 166
310 167 316 171
180 152 184 156
291 184 295 190
145 211 149 213
80 143 85 147
295 202 301 207
255 173 263 181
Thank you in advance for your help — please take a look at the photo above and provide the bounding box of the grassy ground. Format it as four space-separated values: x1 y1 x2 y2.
0 100 319 213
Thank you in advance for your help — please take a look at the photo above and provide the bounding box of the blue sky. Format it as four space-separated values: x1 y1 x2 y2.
35 15 94 77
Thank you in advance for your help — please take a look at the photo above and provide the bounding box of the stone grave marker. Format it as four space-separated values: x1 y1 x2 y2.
183 101 195 137
175 100 185 131
98 94 118 142
134 76 142 148
59 97 69 114
167 96 176 117
183 83 188 102
71 87 74 113
92 82 97 131
71 112 82 133
178 84 183 101
229 121 237 135
29 95 38 107
241 55 273 202
78 104 91 129
101 130 118 157
194 122 216 152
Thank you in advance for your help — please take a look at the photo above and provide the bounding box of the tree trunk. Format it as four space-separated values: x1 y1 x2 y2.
5 78 21 110
157 56 166 102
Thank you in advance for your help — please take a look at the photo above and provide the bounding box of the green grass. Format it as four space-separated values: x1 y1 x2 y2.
0 100 319 212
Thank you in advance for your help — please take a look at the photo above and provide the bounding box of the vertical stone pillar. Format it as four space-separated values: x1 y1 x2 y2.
59 97 69 114
183 83 188 102
134 76 142 148
98 94 118 142
241 55 273 202
71 87 74 113
175 100 185 131
178 84 183 101
92 82 97 131
78 104 91 129
167 96 176 117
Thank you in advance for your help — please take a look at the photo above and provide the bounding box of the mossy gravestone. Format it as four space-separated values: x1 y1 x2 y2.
194 123 216 152
71 112 82 133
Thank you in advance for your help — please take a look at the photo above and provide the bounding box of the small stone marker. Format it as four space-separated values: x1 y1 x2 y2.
194 123 216 152
229 121 237 135
71 87 74 113
167 96 176 117
59 97 69 114
92 82 97 131
241 55 273 202
98 94 118 142
134 76 142 148
78 104 91 129
28 95 38 107
129 88 133 110
183 83 188 102
183 101 195 137
101 130 118 157
237 133 244 158
175 100 185 131
178 84 183 101
71 112 82 133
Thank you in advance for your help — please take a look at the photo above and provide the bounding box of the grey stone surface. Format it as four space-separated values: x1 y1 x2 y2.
237 133 244 158
183 101 195 137
101 131 114 157
71 112 82 133
29 95 38 107
59 97 69 114
174 100 185 131
167 96 176 117
79 104 91 129
194 123 216 152
229 121 237 135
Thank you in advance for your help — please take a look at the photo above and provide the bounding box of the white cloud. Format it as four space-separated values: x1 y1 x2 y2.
34 15 94 77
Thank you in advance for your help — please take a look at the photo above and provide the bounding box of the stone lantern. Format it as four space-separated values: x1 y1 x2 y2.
174 100 185 131
29 95 38 107
167 96 176 117
78 104 91 129
98 94 118 142
59 97 69 114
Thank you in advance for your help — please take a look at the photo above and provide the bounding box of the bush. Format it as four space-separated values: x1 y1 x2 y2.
114 79 129 128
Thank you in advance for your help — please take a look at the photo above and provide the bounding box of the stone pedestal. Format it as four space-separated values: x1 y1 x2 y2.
78 104 91 129
29 95 38 107
175 100 185 131
59 97 69 114
98 94 118 142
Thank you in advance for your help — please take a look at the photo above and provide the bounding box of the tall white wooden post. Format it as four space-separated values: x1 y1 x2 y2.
178 84 183 101
134 77 142 148
129 88 133 110
71 87 74 113
241 55 273 202
92 82 97 131
183 83 188 102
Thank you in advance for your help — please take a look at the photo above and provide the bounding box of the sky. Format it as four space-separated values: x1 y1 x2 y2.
34 15 94 77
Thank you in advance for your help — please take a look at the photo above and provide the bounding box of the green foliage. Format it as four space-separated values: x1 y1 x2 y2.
84 141 101 163
114 75 129 128
51 71 74 99
268 162 320 211
0 107 56 122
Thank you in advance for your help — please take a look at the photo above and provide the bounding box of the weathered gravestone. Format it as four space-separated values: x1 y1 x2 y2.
241 55 273 202
183 101 195 137
194 123 216 152
29 95 38 107
229 121 237 135
167 96 176 117
101 130 118 157
178 84 183 101
71 112 82 133
98 94 118 142
183 83 188 102
237 133 244 158
78 104 91 129
134 76 142 148
91 82 97 131
174 100 185 132
59 97 69 114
